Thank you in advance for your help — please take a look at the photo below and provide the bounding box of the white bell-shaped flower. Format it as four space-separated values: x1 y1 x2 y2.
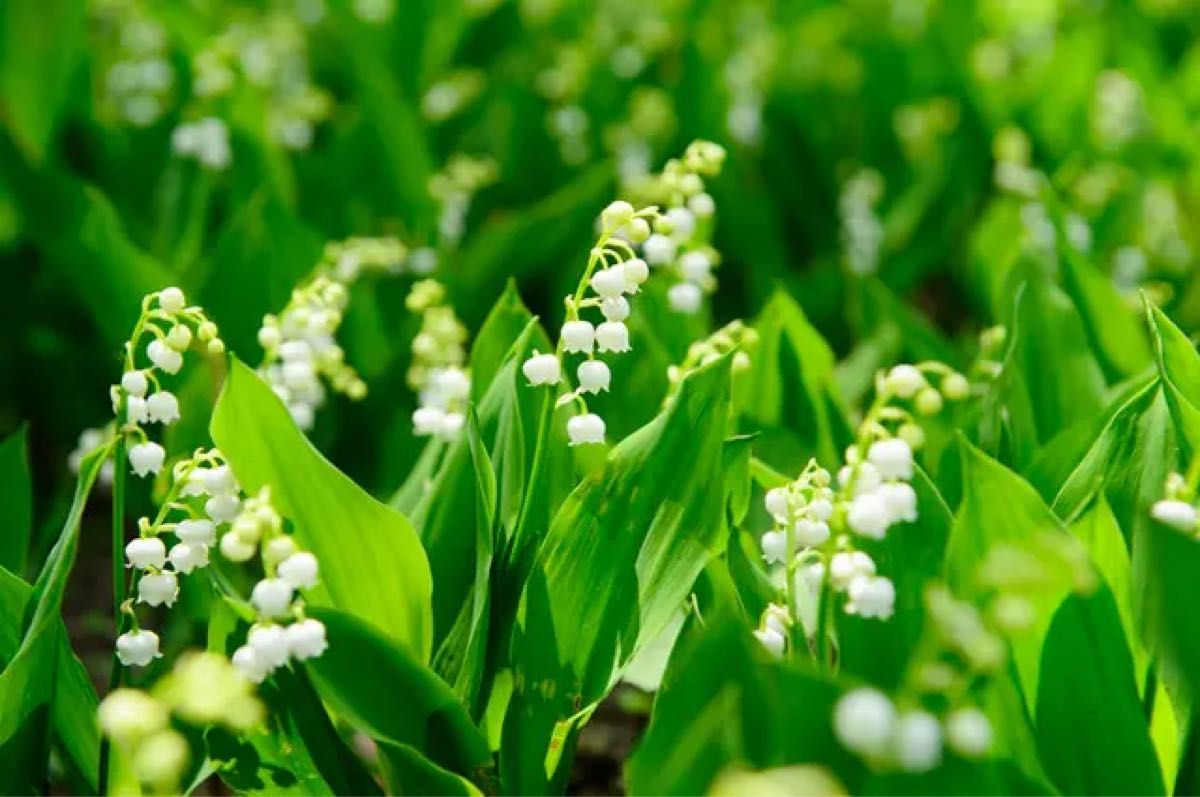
121 371 148 397
834 688 896 757
126 537 167 570
159 287 186 312
894 710 943 772
567 413 605 446
945 707 992 758
175 518 215 546
847 492 891 539
577 360 611 394
168 542 209 574
219 532 256 563
146 339 183 375
668 282 703 314
522 353 561 386
623 258 649 291
206 493 241 523
868 438 914 481
248 623 291 669
764 487 789 520
561 320 595 354
438 412 465 440
286 618 329 660
128 442 166 478
1151 499 1197 532
166 324 192 351
643 233 676 264
595 322 631 353
251 578 295 619
137 571 179 607
116 629 162 667
278 552 320 589
433 368 470 402
760 530 787 564
808 497 834 521
830 550 875 589
679 250 712 282
600 296 631 322
879 482 918 524
231 645 269 684
202 465 237 494
413 406 445 436
752 626 786 658
126 396 149 425
846 575 896 620
146 391 180 425
601 200 635 230
590 265 627 298
689 192 715 218
794 518 831 547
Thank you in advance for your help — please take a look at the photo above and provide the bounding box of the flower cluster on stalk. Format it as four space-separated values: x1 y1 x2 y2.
522 199 659 447
664 319 757 404
832 534 1095 774
839 169 885 275
90 0 174 127
428 154 498 249
408 279 471 441
752 362 971 656
257 236 409 430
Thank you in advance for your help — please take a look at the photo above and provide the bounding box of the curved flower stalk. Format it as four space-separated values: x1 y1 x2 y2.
256 236 410 430
832 536 1095 774
752 361 971 658
625 140 728 314
522 199 660 447
408 280 471 441
99 651 264 793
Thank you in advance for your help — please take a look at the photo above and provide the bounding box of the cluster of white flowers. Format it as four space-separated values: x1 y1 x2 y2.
100 651 263 792
1151 472 1199 536
722 14 775 147
427 154 497 248
170 117 232 170
258 237 408 430
1091 69 1144 152
111 287 224 481
626 140 727 315
522 199 659 447
665 319 757 402
407 280 471 441
838 169 885 275
91 2 174 127
833 688 992 772
752 362 971 656
68 426 116 487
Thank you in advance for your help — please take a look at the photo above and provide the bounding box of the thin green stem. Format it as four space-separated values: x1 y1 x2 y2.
99 434 127 796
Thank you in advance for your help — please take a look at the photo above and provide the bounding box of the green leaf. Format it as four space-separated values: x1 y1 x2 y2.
468 281 538 400
0 442 109 792
210 356 433 660
305 607 494 792
1058 246 1151 381
0 425 32 575
1147 299 1200 458
502 355 732 793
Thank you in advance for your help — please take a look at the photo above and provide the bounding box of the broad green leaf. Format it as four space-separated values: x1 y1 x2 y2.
210 356 433 660
1147 299 1200 458
1069 498 1142 675
502 355 733 793
0 425 32 575
1058 246 1151 381
0 442 109 793
468 281 537 400
305 608 495 792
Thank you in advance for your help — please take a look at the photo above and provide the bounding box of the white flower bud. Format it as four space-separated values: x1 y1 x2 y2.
808 497 834 521
206 493 241 523
665 207 696 240
623 258 649 291
231 645 269 683
847 492 891 539
251 578 295 619
146 339 183 374
577 360 611 394
99 689 168 744
166 324 192 351
680 250 712 282
282 360 316 390
753 627 786 658
567 413 605 446
601 200 635 230
175 518 215 545
1151 499 1197 532
626 217 651 244
289 402 315 430
126 537 167 570
915 387 944 416
831 551 875 589
522 353 561 386
202 465 237 494
884 364 925 399
219 532 256 562
601 296 631 321
764 487 789 520
137 571 179 607
942 373 970 401
168 542 209 574
834 688 896 757
561 320 596 354
688 192 715 218
434 368 470 402
134 729 188 787
286 618 328 660
146 391 180 424
158 287 186 312
591 265 627 298
894 710 943 772
263 536 298 565
595 321 631 353
880 482 918 524
643 233 676 264
258 325 282 350
121 371 148 397
128 442 166 478
760 530 787 564
846 575 896 620
280 340 312 362
248 623 291 670
116 629 162 667
437 411 464 440
126 396 149 425
668 282 703 314
413 406 446 437
868 438 914 481
278 552 319 589
794 518 831 547
945 707 992 758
